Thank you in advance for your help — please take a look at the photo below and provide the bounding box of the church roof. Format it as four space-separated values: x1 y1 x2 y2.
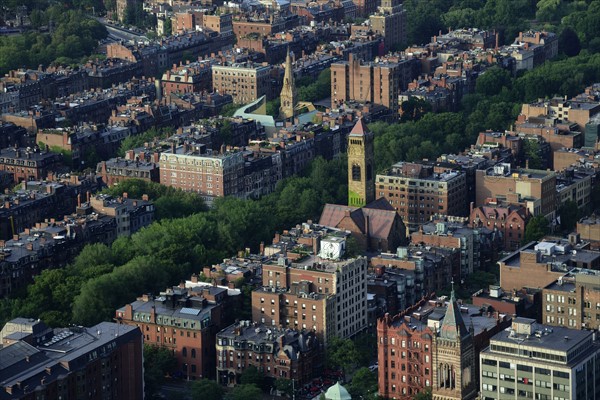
349 117 369 136
325 382 352 400
439 288 469 341
319 198 400 240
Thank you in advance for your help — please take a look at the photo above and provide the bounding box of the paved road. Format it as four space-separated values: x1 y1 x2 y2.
93 16 149 42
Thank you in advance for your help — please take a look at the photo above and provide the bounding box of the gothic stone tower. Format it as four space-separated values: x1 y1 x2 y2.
279 47 297 121
432 288 477 400
347 118 375 207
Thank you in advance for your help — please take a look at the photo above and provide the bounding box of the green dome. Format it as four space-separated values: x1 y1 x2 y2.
325 382 352 400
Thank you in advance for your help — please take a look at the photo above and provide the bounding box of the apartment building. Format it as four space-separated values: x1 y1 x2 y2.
376 161 467 232
253 228 367 344
0 147 61 183
480 317 600 400
212 62 272 104
520 96 600 133
470 200 530 251
0 319 143 400
475 164 556 219
542 268 600 330
331 54 404 112
216 321 321 386
159 144 245 197
115 283 240 380
161 60 213 97
88 193 154 237
369 0 407 52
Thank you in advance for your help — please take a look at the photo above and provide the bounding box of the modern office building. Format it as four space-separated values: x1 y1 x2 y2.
480 317 600 400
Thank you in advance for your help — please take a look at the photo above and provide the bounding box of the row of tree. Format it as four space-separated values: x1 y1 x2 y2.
0 6 107 75
375 51 600 173
403 0 600 55
0 156 347 329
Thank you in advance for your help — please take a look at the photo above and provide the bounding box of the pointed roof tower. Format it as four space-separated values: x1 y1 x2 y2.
279 46 297 121
349 117 370 136
439 282 469 341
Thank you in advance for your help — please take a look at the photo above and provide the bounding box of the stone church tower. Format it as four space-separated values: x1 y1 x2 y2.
432 286 477 400
347 118 375 207
279 47 297 121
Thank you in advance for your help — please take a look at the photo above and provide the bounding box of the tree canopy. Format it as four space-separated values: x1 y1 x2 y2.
523 215 550 244
0 7 107 75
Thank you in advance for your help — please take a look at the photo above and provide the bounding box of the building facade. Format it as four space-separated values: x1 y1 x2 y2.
212 63 272 104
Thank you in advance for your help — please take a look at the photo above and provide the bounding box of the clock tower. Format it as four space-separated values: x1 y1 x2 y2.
347 118 375 207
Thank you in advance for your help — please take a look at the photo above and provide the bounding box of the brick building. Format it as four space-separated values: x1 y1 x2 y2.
369 0 407 52
499 240 600 292
331 54 405 112
470 200 530 252
159 144 245 197
161 60 213 98
116 282 240 380
475 164 556 219
97 149 160 187
0 319 143 400
377 292 510 400
216 321 322 386
0 147 61 182
542 268 600 330
376 161 468 232
87 193 154 237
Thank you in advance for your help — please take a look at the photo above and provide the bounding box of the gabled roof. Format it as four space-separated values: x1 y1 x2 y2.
349 117 369 136
439 288 469 341
319 198 401 240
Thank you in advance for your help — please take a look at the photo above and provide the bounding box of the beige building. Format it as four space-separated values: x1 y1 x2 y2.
520 97 600 132
251 243 368 344
212 63 272 104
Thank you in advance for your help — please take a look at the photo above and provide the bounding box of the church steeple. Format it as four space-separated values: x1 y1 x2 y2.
439 281 469 341
279 47 297 121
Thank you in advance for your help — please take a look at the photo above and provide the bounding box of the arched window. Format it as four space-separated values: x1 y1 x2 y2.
352 164 361 181
191 349 196 358
182 347 187 357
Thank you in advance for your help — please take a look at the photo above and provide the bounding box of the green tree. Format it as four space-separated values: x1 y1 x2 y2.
326 336 360 373
559 27 581 57
144 344 178 398
163 18 172 36
522 139 544 170
476 66 512 97
557 199 580 232
275 378 294 397
349 367 378 400
414 388 433 400
191 379 224 400
523 215 550 244
240 365 264 388
226 384 262 400
400 97 432 122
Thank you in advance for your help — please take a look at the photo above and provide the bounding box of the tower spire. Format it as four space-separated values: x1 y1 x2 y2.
279 46 297 121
